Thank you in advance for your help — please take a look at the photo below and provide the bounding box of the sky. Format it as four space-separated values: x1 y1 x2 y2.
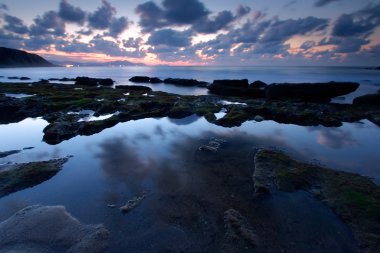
0 0 379 66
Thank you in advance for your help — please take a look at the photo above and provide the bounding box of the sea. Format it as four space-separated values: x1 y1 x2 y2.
0 65 379 252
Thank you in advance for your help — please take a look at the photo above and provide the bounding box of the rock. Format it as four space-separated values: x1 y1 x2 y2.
129 76 150 83
0 150 21 158
199 138 226 153
20 77 31 80
164 78 208 87
115 85 152 91
75 77 114 86
0 205 110 253
250 80 267 88
0 158 69 198
120 193 147 213
150 77 163 83
375 66 380 70
353 93 380 106
208 79 265 98
266 82 360 101
223 209 257 248
38 79 49 84
253 115 264 122
8 76 18 80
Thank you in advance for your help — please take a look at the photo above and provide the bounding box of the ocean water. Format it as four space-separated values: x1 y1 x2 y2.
1 65 380 100
0 66 379 251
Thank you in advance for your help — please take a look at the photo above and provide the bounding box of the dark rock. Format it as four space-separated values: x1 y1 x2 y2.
0 205 110 253
375 66 380 70
0 150 21 158
20 77 31 80
115 85 152 91
8 76 18 80
129 76 150 83
212 79 249 88
75 77 114 86
164 78 208 87
38 79 50 84
150 77 163 83
266 82 360 101
208 79 265 98
250 80 267 88
353 94 380 106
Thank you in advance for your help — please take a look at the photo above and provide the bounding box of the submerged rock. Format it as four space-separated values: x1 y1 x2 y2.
0 157 69 198
199 138 227 153
150 77 163 83
266 82 360 101
353 93 380 106
0 205 110 253
120 193 147 213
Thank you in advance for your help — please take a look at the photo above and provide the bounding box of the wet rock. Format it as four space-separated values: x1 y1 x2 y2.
129 76 150 83
0 150 21 158
250 80 267 88
0 157 69 198
266 82 360 101
253 115 264 122
223 209 257 249
75 77 114 86
0 205 110 253
49 77 76 82
7 76 18 80
353 93 380 106
20 77 31 80
150 77 163 83
120 193 147 213
38 79 49 84
164 78 208 87
199 138 227 153
208 79 265 98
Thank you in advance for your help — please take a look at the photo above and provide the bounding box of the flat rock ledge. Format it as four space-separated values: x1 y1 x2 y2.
0 205 110 253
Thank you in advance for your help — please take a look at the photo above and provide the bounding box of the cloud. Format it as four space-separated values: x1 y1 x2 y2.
163 0 209 24
58 0 86 25
193 10 234 34
300 40 316 50
0 4 7 10
108 17 129 37
148 29 192 47
88 0 116 30
335 37 368 53
261 17 328 42
314 0 340 7
4 15 29 34
135 1 166 32
30 11 65 36
332 4 380 37
236 5 251 17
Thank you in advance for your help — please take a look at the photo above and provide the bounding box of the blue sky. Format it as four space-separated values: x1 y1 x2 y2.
0 0 379 66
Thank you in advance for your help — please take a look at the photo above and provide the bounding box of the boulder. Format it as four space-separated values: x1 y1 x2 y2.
150 77 163 83
164 78 208 87
250 80 267 89
0 205 110 253
208 79 265 98
353 93 380 106
129 76 150 83
75 77 114 86
266 82 360 101
212 79 249 88
20 77 31 80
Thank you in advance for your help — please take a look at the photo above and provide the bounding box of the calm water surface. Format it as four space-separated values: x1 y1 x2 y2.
0 66 379 251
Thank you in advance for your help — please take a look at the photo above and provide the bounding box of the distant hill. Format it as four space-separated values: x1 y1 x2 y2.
0 47 55 68
53 60 145 67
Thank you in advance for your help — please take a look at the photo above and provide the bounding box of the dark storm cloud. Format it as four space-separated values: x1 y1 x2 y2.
261 17 328 42
88 0 116 30
147 29 192 47
30 11 65 36
4 15 29 34
135 1 166 32
335 37 368 53
314 0 340 7
332 4 380 37
136 0 248 34
59 0 86 25
0 29 23 48
163 0 209 24
24 35 58 50
108 17 130 37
